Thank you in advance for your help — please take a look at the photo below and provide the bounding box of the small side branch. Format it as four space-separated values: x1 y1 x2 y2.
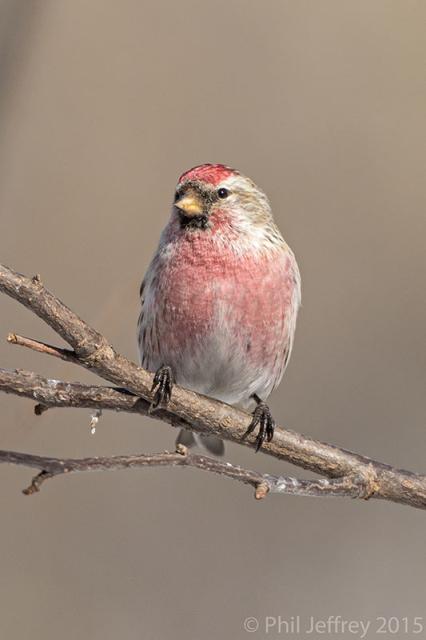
7 333 78 363
0 446 376 501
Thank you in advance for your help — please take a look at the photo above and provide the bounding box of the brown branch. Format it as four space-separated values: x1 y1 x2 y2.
0 263 425 510
7 333 78 363
0 367 189 429
0 445 373 500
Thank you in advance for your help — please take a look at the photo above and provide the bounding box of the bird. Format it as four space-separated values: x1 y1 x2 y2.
137 163 301 453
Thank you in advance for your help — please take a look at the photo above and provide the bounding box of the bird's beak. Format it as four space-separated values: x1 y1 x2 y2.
174 193 203 217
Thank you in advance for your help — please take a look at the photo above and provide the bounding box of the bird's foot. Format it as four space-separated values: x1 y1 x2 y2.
244 395 275 452
150 365 174 411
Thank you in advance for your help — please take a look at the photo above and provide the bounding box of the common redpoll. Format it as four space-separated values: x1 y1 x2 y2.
138 164 301 452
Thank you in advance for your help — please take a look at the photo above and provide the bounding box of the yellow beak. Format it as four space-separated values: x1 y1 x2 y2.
175 194 203 217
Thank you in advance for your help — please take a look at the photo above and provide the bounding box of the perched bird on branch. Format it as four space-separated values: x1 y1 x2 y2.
138 164 301 453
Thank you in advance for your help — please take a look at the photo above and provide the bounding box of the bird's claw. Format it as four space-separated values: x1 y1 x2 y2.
244 401 275 452
150 365 174 411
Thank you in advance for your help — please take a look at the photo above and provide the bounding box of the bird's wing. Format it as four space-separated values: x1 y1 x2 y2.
137 278 146 367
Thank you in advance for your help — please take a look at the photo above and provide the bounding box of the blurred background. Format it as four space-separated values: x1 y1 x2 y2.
0 1 425 638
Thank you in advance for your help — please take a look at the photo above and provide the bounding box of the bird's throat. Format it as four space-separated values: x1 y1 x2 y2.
178 212 209 230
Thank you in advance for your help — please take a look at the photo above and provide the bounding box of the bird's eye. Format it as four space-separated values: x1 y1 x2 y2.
217 188 229 199
174 191 180 202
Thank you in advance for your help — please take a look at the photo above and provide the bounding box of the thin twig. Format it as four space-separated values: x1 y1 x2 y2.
0 263 425 509
0 446 374 500
7 333 78 363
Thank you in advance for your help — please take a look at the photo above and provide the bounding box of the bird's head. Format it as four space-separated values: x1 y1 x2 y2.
172 164 273 235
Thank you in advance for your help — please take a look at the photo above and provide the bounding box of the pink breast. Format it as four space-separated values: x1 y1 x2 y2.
154 233 296 370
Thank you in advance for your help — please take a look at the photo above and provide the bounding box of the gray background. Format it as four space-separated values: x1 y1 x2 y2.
0 1 425 639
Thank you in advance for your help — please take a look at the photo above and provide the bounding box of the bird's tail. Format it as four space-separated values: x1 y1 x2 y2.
176 428 225 456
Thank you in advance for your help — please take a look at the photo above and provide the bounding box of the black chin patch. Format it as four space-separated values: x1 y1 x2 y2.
179 213 208 230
